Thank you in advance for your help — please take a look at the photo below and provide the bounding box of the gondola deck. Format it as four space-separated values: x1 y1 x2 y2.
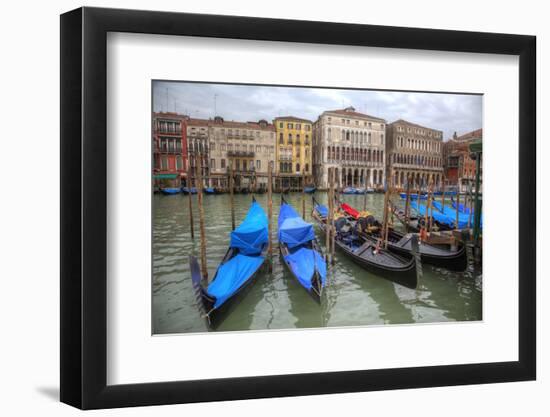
312 202 418 289
340 202 467 271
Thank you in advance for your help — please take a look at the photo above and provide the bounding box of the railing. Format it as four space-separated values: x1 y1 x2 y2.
155 147 183 154
157 129 182 135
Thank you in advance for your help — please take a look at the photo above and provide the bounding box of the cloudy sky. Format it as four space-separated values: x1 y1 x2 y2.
153 81 482 141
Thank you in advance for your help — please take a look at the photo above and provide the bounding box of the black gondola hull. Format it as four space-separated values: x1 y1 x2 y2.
311 210 417 289
386 242 467 272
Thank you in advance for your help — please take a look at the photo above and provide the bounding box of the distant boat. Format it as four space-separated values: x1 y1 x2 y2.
204 187 216 194
399 192 427 200
366 187 375 193
342 187 357 194
160 187 181 195
278 198 326 302
354 187 366 195
304 186 316 194
182 187 198 195
190 199 268 328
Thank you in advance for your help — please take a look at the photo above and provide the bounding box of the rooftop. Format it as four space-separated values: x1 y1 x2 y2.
273 116 313 124
186 117 275 131
323 106 386 122
389 119 442 133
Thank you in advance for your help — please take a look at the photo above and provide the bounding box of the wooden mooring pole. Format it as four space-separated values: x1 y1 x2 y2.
428 176 434 233
325 168 332 263
455 188 460 230
196 154 208 281
404 174 411 232
330 169 336 265
229 162 235 231
441 180 446 213
268 161 273 273
187 162 194 239
467 183 473 229
301 167 306 220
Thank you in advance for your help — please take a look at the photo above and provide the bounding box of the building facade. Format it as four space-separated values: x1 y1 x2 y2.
313 106 386 189
152 112 188 188
186 117 210 188
273 116 313 190
187 116 276 190
443 128 482 192
385 119 444 189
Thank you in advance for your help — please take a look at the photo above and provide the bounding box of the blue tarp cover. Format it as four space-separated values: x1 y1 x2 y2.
230 201 268 255
315 204 328 218
452 201 470 213
207 254 265 308
284 247 327 290
410 200 464 228
278 203 315 248
400 193 427 200
433 201 483 228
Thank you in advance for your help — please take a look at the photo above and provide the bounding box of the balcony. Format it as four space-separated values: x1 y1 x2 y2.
157 129 182 135
155 147 183 154
227 150 255 157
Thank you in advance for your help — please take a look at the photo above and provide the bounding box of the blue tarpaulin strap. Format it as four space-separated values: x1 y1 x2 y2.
278 203 315 248
230 201 268 255
206 254 265 308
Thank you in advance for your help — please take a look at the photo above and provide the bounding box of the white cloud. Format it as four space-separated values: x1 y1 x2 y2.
153 81 482 140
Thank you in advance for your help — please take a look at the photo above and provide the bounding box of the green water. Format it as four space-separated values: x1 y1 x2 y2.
152 192 482 334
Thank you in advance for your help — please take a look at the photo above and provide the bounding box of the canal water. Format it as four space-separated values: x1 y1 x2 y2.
153 192 482 334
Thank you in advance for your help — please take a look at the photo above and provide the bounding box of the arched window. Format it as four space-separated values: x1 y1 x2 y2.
279 133 283 144
346 131 350 140
288 134 293 144
296 163 300 173
305 163 309 173
279 162 284 173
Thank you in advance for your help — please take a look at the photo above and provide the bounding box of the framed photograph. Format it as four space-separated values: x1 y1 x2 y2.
60 6 536 410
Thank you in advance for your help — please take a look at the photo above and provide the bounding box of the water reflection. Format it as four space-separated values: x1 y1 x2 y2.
152 192 482 334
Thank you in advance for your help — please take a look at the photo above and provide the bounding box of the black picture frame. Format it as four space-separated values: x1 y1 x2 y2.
60 6 536 410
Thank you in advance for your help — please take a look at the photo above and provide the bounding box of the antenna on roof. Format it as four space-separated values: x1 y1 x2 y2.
214 93 218 117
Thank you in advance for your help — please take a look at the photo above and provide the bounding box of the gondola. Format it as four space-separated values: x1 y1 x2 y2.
203 187 217 195
399 192 427 200
190 198 268 328
340 202 467 271
181 187 198 195
342 187 356 194
160 187 181 195
354 187 366 195
304 186 316 194
278 198 326 302
311 200 418 289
